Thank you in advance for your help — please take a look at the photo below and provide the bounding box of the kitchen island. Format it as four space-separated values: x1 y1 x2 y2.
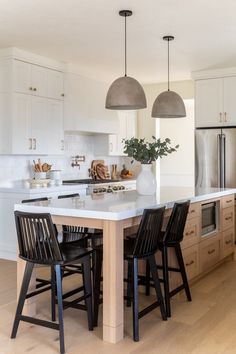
14 187 236 344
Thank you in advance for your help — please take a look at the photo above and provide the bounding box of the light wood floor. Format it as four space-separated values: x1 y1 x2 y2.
1 259 236 354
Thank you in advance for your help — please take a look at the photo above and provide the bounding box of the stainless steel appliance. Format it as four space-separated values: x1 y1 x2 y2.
201 201 219 236
195 127 236 188
62 179 136 195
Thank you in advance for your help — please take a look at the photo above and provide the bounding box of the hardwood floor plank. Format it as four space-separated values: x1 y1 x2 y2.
1 259 236 353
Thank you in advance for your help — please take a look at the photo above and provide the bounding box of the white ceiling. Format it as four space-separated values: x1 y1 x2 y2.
0 0 236 84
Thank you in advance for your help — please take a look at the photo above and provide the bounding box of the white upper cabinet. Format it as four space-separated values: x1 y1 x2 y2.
195 79 223 127
13 59 64 100
10 94 64 155
194 69 236 128
0 48 64 155
47 69 64 100
64 72 118 134
222 76 236 125
94 111 137 156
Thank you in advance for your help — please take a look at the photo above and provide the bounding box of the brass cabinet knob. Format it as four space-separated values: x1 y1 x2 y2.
61 93 64 97
33 88 37 91
29 87 33 91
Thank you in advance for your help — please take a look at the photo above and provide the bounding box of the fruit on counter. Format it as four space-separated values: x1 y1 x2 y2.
120 164 133 177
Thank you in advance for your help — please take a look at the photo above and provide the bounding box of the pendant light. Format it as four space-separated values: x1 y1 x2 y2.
105 10 147 110
152 36 186 118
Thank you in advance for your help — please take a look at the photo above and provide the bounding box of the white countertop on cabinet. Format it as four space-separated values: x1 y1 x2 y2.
14 186 236 221
0 180 88 194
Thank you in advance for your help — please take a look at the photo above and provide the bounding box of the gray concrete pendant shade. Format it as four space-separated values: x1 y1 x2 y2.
152 90 186 118
152 35 186 118
105 75 147 110
105 10 147 111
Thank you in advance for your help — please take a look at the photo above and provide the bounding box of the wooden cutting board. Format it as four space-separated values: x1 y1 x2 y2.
91 160 109 180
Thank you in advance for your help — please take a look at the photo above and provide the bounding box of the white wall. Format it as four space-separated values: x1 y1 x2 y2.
137 80 195 187
159 99 195 187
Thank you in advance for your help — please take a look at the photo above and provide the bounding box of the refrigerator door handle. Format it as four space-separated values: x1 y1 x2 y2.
217 134 226 188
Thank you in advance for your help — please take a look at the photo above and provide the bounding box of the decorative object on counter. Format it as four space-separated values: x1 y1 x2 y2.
71 155 85 168
111 164 118 180
152 36 186 118
33 159 52 180
33 159 52 173
120 164 133 179
48 170 61 180
123 136 179 195
28 178 51 187
105 10 147 110
90 160 110 180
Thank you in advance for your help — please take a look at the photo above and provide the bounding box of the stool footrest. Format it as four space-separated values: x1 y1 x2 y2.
19 315 59 330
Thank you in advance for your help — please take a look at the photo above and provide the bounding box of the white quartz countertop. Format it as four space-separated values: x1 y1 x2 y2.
14 187 236 221
0 179 136 194
0 180 89 194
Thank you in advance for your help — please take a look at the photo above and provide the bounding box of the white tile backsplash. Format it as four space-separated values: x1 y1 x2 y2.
0 134 125 182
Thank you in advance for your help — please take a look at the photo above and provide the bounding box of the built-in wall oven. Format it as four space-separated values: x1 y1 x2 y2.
201 201 219 236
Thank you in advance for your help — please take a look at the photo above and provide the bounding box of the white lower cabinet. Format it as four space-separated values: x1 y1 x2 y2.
5 93 64 155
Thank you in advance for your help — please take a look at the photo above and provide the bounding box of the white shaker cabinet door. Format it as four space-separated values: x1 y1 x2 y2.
31 64 48 97
47 69 64 100
223 76 236 125
31 96 48 154
46 99 64 154
12 93 32 154
195 78 223 128
13 60 32 95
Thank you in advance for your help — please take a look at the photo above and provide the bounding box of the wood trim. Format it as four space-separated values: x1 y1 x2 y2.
102 219 124 343
52 215 103 229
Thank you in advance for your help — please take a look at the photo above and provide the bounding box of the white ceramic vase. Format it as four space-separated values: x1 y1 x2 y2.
136 164 157 195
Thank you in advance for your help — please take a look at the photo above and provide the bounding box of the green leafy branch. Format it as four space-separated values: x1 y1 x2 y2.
122 136 179 164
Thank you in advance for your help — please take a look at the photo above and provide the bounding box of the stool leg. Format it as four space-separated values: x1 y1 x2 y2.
148 255 167 321
93 249 103 327
162 246 171 317
126 261 132 307
11 262 34 339
83 256 93 331
145 260 150 296
51 265 56 322
132 258 139 342
55 265 65 354
175 244 192 301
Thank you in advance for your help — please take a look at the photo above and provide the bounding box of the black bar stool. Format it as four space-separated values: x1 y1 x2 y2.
145 200 191 317
21 197 53 293
11 211 93 354
93 207 167 342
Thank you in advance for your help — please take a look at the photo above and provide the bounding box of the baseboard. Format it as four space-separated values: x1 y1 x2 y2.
0 243 16 261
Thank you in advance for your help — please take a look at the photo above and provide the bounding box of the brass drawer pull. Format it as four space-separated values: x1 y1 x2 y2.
186 260 194 266
190 210 195 214
208 249 215 255
186 230 195 236
225 239 232 245
225 200 232 203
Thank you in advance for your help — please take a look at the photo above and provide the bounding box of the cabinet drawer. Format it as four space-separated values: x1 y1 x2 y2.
222 195 234 209
222 207 234 230
183 245 199 280
200 238 220 272
187 203 200 220
222 228 235 258
182 218 200 248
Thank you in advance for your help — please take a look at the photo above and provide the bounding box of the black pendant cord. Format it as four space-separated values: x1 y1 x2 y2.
167 39 170 91
125 13 127 77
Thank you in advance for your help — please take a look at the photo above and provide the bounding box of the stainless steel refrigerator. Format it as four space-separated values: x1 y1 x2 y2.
195 127 236 188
